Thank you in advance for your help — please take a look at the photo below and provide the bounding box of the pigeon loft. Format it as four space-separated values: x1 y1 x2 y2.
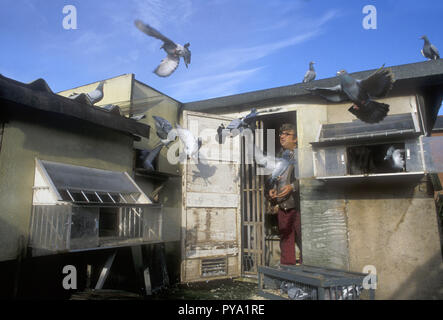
29 159 163 255
310 113 443 180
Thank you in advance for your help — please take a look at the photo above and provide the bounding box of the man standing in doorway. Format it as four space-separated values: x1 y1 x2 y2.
268 123 302 265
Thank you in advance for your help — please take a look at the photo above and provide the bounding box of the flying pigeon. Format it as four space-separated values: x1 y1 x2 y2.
265 150 296 190
139 144 164 171
135 20 191 77
420 35 440 60
175 123 202 160
69 81 105 105
225 108 260 137
384 146 405 170
306 65 395 123
250 142 297 190
152 115 176 146
303 61 316 83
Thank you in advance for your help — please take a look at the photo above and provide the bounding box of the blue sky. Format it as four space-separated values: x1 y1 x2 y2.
0 0 442 114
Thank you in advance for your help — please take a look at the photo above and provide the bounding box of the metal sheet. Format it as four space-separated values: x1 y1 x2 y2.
319 113 417 141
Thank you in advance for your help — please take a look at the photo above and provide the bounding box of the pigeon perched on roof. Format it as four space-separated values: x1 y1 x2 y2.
420 35 440 60
303 61 316 83
306 65 395 123
102 104 122 115
135 20 191 77
129 114 146 121
384 146 405 171
69 81 105 105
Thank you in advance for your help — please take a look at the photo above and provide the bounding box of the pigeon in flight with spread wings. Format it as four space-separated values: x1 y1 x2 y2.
135 20 191 77
306 65 395 123
246 142 297 190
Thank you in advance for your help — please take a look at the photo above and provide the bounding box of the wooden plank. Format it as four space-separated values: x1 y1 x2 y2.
95 251 116 289
131 246 147 295
181 110 242 281
186 192 239 208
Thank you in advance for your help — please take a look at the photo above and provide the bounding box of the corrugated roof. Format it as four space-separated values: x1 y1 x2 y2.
183 60 443 113
0 74 150 139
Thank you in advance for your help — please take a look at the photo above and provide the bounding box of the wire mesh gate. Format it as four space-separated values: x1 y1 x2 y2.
241 121 266 277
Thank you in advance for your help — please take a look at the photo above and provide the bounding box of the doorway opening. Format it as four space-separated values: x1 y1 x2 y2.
240 110 300 277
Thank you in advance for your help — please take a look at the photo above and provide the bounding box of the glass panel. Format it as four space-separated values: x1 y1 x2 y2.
404 139 424 172
422 136 443 173
70 207 99 249
315 147 346 177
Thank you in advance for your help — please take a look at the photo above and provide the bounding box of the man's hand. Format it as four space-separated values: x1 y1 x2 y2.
269 189 278 199
276 184 293 198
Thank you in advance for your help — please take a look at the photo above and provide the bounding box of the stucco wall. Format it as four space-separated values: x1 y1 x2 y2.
0 113 134 262
346 179 443 299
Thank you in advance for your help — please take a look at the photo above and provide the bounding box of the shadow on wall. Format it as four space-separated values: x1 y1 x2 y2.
389 252 443 300
13 110 132 169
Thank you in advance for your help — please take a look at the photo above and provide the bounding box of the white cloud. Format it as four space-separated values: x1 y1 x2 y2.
168 9 339 101
168 67 263 101
132 0 193 29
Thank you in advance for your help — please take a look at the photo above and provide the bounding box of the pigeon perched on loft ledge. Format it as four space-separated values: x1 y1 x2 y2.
306 65 395 124
384 146 405 171
303 61 316 83
420 35 440 60
134 19 191 77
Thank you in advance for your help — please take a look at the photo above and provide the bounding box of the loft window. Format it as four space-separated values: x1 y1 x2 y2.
347 143 406 175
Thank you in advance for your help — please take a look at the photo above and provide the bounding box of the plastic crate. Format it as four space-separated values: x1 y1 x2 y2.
258 265 375 300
